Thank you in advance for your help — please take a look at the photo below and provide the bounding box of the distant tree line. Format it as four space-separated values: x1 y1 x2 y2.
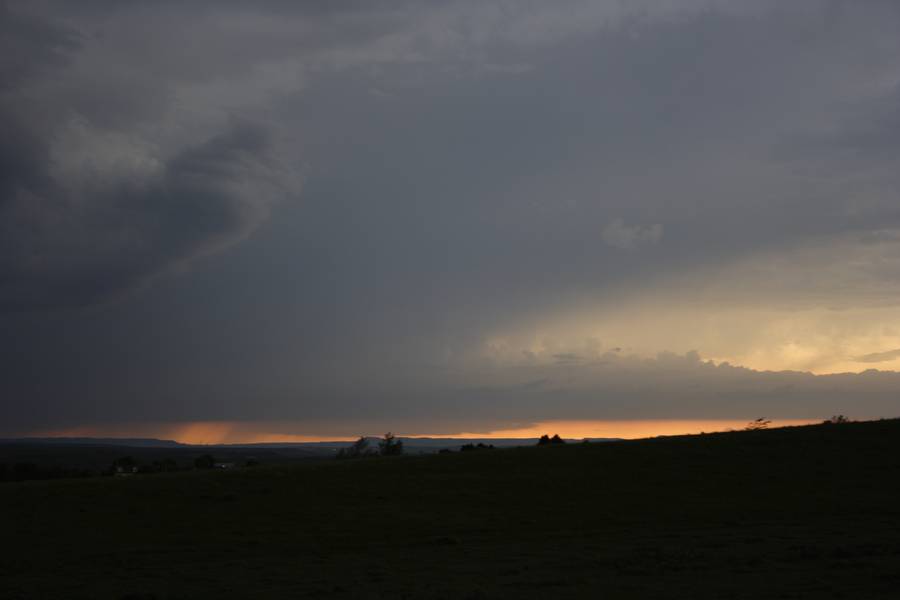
460 443 495 451
537 434 565 445
745 418 772 431
2 416 861 481
337 433 404 459
823 415 851 424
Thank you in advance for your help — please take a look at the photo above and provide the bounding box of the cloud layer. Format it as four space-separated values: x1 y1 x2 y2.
0 3 301 310
3 1 900 434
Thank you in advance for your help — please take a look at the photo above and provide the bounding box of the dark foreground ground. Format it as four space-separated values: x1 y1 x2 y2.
3 420 900 599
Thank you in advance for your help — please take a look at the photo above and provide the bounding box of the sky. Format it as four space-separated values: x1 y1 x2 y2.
3 0 900 442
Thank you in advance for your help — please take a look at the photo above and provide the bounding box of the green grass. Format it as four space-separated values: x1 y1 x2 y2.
3 420 900 599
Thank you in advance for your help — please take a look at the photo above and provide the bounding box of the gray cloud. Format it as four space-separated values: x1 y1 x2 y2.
3 348 898 435
3 1 900 434
0 4 300 311
0 118 297 311
0 2 80 91
854 349 900 364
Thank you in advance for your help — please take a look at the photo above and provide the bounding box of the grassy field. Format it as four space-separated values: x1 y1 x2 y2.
3 420 900 599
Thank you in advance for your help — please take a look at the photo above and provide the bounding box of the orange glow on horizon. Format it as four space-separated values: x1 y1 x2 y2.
404 419 820 440
28 418 820 444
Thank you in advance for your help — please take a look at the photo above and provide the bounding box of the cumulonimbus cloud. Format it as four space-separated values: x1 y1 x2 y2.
0 117 299 311
0 6 301 312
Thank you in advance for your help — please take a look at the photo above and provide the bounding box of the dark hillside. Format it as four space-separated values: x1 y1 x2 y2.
3 419 900 599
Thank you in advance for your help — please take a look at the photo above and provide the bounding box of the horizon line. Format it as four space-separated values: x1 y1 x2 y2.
13 418 833 446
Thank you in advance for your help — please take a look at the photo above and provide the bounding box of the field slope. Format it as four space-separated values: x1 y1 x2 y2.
3 420 900 599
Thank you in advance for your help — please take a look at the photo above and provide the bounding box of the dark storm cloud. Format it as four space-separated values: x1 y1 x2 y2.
0 3 299 311
0 2 80 90
5 0 899 314
3 1 900 434
0 5 77 205
0 118 294 311
435 352 900 423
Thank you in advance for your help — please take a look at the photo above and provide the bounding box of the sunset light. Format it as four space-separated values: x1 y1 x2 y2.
4 2 900 595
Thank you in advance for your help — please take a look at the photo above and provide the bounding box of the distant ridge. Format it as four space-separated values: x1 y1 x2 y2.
0 436 621 449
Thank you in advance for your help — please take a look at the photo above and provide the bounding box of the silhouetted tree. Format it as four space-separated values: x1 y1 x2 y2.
824 415 850 424
337 436 373 459
550 434 565 444
379 432 403 456
350 436 371 457
745 418 771 431
537 434 551 445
